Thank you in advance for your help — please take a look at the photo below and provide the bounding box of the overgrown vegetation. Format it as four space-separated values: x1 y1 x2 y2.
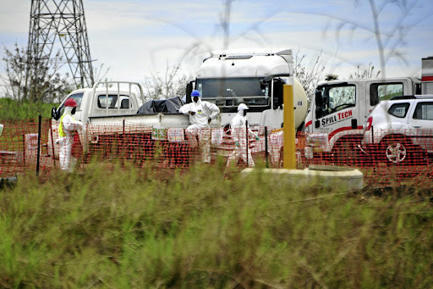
0 162 432 288
2 43 74 103
0 98 55 121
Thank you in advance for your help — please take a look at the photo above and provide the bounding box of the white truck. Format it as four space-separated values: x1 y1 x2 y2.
303 77 421 161
49 81 191 159
188 49 308 130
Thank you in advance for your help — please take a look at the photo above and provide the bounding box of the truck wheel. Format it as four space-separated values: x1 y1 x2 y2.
332 139 362 167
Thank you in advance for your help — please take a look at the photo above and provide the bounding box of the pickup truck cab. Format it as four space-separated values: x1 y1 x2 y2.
52 81 144 123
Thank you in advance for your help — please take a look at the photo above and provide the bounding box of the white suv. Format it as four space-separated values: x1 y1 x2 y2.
361 95 433 165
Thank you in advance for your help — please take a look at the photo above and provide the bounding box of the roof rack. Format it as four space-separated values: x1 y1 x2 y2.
390 94 433 100
390 95 416 100
414 94 433 98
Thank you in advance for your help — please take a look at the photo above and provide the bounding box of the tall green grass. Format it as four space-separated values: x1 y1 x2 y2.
0 162 432 288
0 98 55 121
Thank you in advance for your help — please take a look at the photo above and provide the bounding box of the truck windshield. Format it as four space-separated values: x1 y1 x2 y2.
316 84 356 119
196 77 269 107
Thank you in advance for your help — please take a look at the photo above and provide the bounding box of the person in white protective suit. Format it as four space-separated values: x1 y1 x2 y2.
56 98 83 171
179 90 220 163
226 103 260 167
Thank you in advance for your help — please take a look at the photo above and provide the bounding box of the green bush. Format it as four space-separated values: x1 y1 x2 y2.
0 98 56 121
0 162 432 288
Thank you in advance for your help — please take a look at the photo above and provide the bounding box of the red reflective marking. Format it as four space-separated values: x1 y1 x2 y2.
422 76 433 81
366 117 373 131
328 126 364 141
305 120 312 128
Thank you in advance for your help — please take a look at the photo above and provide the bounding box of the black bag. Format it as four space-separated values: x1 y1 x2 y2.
137 96 184 115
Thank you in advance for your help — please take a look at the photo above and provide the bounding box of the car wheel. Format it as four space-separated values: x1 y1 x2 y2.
382 137 428 166
382 138 408 165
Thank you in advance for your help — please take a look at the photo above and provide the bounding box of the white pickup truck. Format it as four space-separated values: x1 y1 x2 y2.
49 81 191 158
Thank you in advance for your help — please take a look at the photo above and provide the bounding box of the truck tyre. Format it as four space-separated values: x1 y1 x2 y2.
332 138 363 167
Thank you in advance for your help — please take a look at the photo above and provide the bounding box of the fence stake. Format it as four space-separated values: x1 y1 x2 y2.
264 126 269 168
22 133 26 166
245 121 249 166
36 114 42 176
50 118 56 168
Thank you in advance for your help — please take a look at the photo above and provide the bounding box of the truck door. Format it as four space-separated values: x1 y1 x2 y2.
314 83 357 135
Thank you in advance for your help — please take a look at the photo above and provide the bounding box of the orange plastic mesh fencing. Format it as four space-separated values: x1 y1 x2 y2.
0 119 52 177
298 129 433 184
1 121 432 185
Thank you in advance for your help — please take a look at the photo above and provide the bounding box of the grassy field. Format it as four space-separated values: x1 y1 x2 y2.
0 161 432 288
0 98 55 121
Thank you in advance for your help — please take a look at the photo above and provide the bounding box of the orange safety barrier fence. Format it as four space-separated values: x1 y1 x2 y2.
0 119 53 177
1 120 432 185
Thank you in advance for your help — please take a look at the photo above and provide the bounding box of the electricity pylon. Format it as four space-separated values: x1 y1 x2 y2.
26 0 95 90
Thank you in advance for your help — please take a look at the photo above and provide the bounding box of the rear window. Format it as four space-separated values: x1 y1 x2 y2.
388 103 410 118
97 94 130 109
413 102 433 120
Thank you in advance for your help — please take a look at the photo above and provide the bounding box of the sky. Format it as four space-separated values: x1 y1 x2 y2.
1 0 433 86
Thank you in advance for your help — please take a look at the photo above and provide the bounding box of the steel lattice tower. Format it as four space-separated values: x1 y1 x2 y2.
26 0 94 89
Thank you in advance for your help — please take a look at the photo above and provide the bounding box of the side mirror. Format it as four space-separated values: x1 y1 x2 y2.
185 81 193 104
315 89 322 106
272 79 284 109
51 107 60 120
314 89 324 119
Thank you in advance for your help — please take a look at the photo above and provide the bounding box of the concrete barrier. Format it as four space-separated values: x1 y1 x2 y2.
241 165 364 192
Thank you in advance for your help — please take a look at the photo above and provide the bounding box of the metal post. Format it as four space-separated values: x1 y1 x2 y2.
49 118 56 168
22 134 26 166
264 126 269 168
245 120 249 166
36 114 42 176
283 83 296 169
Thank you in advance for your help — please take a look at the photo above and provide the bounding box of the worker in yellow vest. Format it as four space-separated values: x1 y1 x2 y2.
56 98 83 171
